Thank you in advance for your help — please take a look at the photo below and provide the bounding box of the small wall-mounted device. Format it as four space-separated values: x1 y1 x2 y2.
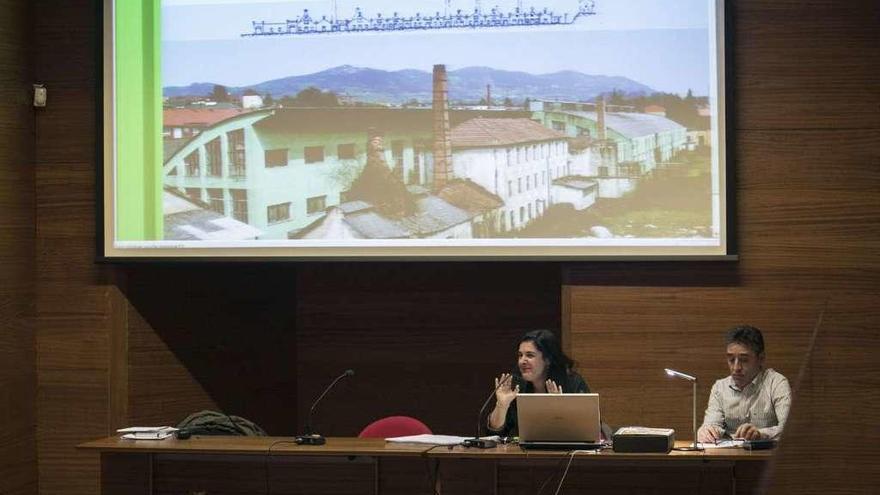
33 84 47 107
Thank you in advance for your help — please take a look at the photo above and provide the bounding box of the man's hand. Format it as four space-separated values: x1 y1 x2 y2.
697 425 723 443
733 423 763 441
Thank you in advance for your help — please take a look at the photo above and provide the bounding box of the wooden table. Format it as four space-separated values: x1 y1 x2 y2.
79 437 772 495
79 436 433 495
79 436 431 456
427 441 771 495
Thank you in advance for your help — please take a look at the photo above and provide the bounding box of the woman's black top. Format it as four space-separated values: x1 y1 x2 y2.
487 371 590 437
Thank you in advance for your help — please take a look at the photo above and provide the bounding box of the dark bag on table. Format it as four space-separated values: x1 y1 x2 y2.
176 410 267 436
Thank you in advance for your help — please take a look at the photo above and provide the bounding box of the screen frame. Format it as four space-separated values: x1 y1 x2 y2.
96 0 739 263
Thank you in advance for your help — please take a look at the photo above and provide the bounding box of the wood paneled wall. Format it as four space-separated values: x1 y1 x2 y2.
34 0 112 493
564 1 880 493
295 263 561 436
0 1 36 494
30 1 878 494
119 264 299 434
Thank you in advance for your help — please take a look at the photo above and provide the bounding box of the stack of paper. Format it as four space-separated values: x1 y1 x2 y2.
117 426 178 440
698 439 744 449
615 427 674 436
386 434 500 446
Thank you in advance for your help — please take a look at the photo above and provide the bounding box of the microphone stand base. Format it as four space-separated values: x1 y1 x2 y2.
462 438 498 449
295 434 326 445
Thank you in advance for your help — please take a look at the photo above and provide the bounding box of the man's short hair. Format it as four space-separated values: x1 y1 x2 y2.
725 325 765 355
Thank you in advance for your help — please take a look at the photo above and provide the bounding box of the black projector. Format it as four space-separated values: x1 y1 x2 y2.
612 427 675 453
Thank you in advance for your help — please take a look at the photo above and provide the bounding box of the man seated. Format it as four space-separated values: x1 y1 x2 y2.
697 325 791 442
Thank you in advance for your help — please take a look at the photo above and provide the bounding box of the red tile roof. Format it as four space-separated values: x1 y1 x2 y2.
436 179 503 214
163 108 243 127
451 118 565 148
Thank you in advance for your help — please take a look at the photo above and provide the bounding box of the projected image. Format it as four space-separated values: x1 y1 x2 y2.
109 0 727 256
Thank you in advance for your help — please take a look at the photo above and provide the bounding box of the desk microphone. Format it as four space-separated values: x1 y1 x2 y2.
462 374 512 449
295 369 355 446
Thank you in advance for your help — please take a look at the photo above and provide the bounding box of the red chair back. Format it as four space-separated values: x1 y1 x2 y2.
358 416 432 438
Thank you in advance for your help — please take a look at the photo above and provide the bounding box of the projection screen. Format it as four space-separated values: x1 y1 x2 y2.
101 0 734 260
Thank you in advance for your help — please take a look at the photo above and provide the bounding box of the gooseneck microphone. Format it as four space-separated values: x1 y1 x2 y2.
295 369 355 446
462 374 512 448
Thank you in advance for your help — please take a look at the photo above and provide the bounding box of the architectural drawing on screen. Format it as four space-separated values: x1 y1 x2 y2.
243 1 597 37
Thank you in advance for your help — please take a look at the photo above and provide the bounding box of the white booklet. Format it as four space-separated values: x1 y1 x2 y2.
385 434 500 446
117 426 179 440
615 427 675 436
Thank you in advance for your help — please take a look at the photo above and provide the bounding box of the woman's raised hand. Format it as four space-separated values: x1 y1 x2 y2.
495 373 519 406
546 379 563 394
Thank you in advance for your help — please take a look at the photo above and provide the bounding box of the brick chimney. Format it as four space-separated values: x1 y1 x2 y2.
486 84 492 106
596 96 607 141
432 64 452 190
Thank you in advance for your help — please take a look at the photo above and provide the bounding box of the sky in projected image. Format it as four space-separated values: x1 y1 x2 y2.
150 0 723 252
161 0 712 96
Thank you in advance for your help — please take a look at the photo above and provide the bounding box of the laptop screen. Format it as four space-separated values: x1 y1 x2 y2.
516 393 601 443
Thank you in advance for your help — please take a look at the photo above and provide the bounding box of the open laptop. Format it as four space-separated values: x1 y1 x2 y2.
517 393 602 450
